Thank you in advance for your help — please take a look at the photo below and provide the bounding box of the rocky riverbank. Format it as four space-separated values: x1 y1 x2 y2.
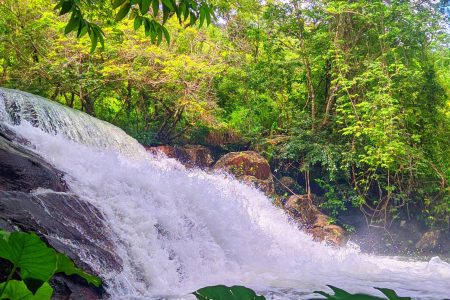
146 145 348 246
146 144 450 255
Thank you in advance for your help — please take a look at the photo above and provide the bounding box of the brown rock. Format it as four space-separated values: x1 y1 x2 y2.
240 175 275 195
284 195 320 225
146 145 214 168
284 195 346 246
415 230 446 253
214 151 271 180
146 145 179 158
182 145 214 168
213 151 275 195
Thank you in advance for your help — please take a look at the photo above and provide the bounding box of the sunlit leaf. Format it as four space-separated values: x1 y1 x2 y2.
0 232 57 283
0 280 34 300
56 253 102 287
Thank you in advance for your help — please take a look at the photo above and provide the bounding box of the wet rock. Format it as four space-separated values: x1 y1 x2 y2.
239 175 275 195
415 230 447 253
0 134 67 193
182 145 214 168
0 129 120 299
50 274 105 300
146 145 214 168
213 151 275 195
284 195 346 246
0 191 122 274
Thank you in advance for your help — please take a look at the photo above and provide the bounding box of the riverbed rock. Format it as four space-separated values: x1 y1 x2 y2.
415 230 446 253
213 151 275 195
146 145 214 168
0 128 67 193
0 130 120 299
284 195 346 246
182 145 215 168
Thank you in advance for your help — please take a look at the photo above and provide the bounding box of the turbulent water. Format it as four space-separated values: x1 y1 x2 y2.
1 88 449 299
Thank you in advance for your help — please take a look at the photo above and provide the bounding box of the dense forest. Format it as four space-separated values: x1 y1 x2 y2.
1 0 449 237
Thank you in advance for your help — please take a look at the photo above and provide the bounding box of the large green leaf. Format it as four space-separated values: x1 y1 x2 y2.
33 282 53 299
375 288 411 300
0 231 100 289
0 281 53 300
56 253 102 287
0 232 57 282
315 285 389 300
193 285 266 300
0 280 33 300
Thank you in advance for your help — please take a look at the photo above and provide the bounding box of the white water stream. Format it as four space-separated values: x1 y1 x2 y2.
1 88 449 299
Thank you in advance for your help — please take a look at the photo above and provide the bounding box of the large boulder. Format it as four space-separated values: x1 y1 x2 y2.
146 145 214 169
0 129 121 299
415 230 448 253
284 195 346 246
213 151 275 195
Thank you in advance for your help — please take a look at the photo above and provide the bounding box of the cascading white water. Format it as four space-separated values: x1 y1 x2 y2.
1 88 449 299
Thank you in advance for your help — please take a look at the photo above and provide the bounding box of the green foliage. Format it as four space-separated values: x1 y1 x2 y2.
315 285 411 300
0 231 101 300
192 285 412 300
0 281 53 300
55 253 102 287
54 0 215 50
193 285 265 300
0 232 57 283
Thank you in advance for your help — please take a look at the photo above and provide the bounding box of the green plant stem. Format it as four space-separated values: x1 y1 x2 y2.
0 265 16 298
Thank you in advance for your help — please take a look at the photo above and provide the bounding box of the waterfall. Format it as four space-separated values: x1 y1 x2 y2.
1 88 449 299
0 88 144 157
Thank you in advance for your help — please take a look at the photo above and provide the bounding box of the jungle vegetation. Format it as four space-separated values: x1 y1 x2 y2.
0 0 449 233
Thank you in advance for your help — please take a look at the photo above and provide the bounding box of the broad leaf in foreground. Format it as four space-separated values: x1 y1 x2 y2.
0 232 57 282
193 285 266 300
56 253 102 287
0 280 53 300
